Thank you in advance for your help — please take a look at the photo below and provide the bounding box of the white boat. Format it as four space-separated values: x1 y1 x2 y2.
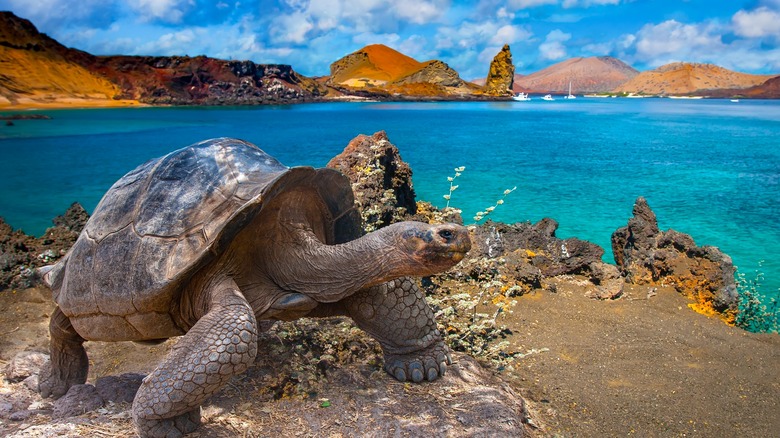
563 81 576 99
542 94 554 101
730 99 740 103
512 92 531 101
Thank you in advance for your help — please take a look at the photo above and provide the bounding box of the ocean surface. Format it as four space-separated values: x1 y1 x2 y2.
1 98 779 306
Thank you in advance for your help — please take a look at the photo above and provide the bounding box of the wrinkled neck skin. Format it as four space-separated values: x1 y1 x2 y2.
263 221 418 303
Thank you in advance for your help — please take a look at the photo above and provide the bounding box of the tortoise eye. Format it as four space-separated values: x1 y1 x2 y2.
438 229 453 241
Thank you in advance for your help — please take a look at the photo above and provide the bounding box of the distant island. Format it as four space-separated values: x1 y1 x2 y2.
1 11 778 109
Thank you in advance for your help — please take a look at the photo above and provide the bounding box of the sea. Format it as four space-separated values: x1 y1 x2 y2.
1 98 779 312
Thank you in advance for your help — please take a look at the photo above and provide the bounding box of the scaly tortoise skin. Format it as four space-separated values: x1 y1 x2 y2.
39 138 471 438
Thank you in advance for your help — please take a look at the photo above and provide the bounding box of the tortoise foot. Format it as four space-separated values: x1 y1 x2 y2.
134 408 201 438
38 354 88 399
383 341 452 383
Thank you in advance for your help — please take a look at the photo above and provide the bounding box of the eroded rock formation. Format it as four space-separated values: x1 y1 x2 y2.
484 45 515 96
468 219 623 299
327 131 417 231
612 197 739 322
395 60 465 87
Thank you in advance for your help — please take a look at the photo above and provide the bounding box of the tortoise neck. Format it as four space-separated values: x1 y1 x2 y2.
267 222 409 302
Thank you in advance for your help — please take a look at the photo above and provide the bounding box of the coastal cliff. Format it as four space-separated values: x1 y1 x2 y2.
0 11 325 107
0 12 124 107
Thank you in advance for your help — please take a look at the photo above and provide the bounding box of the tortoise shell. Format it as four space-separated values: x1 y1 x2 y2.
49 138 361 325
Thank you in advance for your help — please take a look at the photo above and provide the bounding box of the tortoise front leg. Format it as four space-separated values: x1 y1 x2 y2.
340 277 452 383
39 306 88 398
132 286 258 438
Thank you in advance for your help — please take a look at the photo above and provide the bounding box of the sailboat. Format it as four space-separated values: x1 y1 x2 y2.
563 81 576 99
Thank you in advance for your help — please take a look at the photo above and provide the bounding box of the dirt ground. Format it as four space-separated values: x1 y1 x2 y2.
0 280 778 437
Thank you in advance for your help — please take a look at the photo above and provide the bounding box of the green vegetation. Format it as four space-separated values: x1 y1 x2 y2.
735 263 779 333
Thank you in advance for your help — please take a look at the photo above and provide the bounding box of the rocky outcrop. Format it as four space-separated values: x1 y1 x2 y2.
395 60 464 87
467 219 623 299
484 45 515 96
88 55 326 105
612 197 738 322
0 203 87 289
327 131 417 231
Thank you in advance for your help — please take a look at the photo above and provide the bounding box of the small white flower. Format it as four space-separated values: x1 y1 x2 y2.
443 194 451 200
451 185 458 191
486 206 495 212
447 176 454 182
455 166 465 172
496 199 504 205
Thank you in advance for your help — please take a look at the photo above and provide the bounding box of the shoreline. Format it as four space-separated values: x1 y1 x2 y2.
0 98 146 111
4 95 780 113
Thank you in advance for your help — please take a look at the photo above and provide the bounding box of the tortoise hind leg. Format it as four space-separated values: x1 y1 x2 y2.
39 306 88 398
312 277 452 383
132 285 258 438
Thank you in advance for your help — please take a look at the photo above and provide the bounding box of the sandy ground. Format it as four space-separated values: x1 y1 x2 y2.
0 280 778 437
506 280 780 436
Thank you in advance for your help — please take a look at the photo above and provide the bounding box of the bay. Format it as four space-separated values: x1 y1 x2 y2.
1 99 779 304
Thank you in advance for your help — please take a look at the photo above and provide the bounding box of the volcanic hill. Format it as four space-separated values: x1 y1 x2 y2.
513 56 638 94
614 62 776 96
327 44 479 97
0 12 125 107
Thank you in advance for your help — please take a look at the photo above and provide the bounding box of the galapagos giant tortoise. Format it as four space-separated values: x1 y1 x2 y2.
39 137 471 437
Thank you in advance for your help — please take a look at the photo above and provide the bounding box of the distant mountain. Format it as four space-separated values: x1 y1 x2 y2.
0 12 122 106
0 11 325 107
613 62 775 96
513 57 638 94
327 44 478 96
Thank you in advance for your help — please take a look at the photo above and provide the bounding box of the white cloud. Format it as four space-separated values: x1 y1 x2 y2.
633 20 722 60
732 7 780 38
490 24 533 45
539 29 570 60
393 0 447 24
619 18 780 73
137 28 201 54
128 0 189 24
562 0 620 7
271 11 314 44
507 0 556 7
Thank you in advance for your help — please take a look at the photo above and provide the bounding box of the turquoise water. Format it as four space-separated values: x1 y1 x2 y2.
1 99 779 304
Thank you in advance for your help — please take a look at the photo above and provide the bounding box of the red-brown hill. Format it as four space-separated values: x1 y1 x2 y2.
513 57 638 94
614 62 775 96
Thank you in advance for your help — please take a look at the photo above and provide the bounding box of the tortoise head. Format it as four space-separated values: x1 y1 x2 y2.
384 221 471 275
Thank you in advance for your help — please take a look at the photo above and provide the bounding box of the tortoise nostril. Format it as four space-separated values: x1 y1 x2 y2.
438 229 454 242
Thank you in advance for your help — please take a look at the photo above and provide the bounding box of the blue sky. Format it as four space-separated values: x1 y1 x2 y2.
5 0 780 79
